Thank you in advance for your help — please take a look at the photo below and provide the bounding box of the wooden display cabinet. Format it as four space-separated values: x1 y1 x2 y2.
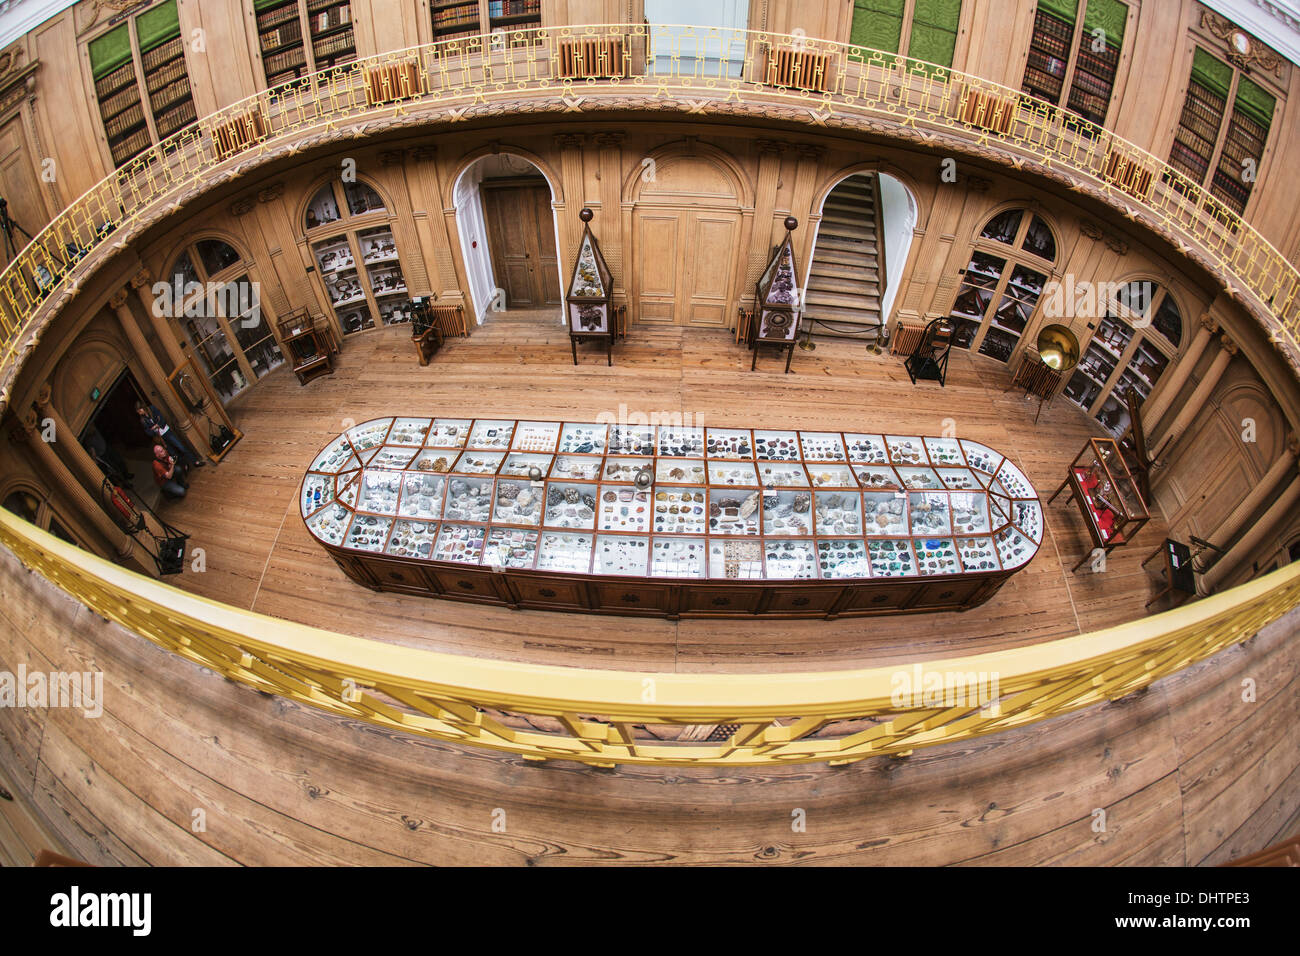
300 418 1046 620
750 218 802 372
1050 436 1151 571
566 208 615 366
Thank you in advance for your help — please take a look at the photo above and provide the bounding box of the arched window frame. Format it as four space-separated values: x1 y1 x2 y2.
947 205 1060 364
1063 277 1187 437
165 235 283 403
300 174 411 334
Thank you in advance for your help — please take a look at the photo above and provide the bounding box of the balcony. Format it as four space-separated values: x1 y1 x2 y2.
1 25 1299 772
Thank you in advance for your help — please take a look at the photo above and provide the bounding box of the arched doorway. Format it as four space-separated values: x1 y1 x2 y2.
804 170 918 338
629 148 748 328
453 153 562 323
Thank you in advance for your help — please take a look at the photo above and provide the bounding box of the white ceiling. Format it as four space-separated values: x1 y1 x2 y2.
0 0 78 52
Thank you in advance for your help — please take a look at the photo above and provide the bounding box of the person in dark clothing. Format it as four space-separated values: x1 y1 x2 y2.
151 445 188 499
136 401 204 468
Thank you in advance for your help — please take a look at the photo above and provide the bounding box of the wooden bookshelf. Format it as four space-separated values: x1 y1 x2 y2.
140 27 195 139
1022 8 1071 103
431 0 543 41
92 28 150 167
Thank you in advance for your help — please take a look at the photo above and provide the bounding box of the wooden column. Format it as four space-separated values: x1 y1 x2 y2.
595 132 626 304
34 385 110 501
1140 313 1216 436
554 133 585 273
110 288 208 457
131 270 187 369
1201 474 1300 592
16 409 154 576
1203 436 1299 561
1150 333 1237 465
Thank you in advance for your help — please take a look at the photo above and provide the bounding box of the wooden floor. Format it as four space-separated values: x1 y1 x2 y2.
159 318 1168 673
1 543 1295 866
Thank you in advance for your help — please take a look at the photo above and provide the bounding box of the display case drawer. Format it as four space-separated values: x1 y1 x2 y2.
364 558 436 596
589 582 676 615
758 586 844 615
837 582 922 612
423 566 510 604
507 575 590 610
678 585 763 615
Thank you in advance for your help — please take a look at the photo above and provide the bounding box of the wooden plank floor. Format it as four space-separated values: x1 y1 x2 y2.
0 544 1294 866
159 318 1167 673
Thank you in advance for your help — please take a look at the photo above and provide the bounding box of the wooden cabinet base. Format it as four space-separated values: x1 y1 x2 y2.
326 547 1009 619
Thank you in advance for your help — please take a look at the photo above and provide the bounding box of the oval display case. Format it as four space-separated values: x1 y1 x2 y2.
301 418 1044 619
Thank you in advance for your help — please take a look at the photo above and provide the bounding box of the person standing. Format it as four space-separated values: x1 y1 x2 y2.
136 401 204 468
151 445 189 499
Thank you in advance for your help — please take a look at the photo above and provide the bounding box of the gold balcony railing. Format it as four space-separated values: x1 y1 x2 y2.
2 508 1298 767
2 26 1300 768
1 24 1299 413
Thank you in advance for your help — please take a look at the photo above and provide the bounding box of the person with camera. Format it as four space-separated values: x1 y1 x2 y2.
136 401 204 469
151 444 189 500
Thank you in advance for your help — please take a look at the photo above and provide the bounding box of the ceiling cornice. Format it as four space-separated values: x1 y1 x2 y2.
1201 0 1300 66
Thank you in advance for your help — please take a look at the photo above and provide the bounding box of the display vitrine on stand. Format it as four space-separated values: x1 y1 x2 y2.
1049 436 1150 571
751 217 801 373
566 208 615 366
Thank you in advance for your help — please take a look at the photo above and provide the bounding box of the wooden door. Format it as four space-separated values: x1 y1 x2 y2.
633 208 740 327
482 180 561 309
685 211 739 328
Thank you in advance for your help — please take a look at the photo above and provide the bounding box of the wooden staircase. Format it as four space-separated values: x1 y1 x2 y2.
803 173 885 340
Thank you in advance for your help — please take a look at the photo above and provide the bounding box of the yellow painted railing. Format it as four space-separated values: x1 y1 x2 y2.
2 26 1300 767
2 508 1297 766
2 24 1300 414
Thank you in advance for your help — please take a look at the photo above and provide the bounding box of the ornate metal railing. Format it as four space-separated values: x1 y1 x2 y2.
3 508 1298 766
2 25 1300 767
1 24 1299 413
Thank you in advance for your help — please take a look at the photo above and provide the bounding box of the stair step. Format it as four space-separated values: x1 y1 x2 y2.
807 274 880 295
809 247 878 268
824 194 873 210
817 236 879 255
824 202 873 219
804 290 882 311
822 209 876 226
809 261 881 282
803 303 883 325
816 225 878 243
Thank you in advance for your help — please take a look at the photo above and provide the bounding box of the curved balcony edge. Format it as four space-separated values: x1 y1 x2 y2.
2 507 1297 767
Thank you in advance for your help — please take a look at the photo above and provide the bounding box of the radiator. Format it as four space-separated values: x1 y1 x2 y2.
213 109 268 160
557 36 627 79
766 47 835 92
1103 150 1155 201
364 60 422 106
958 88 1018 135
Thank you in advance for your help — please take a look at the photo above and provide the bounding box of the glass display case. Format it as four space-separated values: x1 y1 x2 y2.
1050 437 1151 569
313 236 373 335
751 219 802 373
566 209 616 365
302 418 1046 618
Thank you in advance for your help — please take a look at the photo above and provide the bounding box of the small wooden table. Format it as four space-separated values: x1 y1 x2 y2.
1142 538 1196 609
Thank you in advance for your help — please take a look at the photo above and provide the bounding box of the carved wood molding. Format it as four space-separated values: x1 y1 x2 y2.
1199 10 1285 80
1080 220 1129 255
